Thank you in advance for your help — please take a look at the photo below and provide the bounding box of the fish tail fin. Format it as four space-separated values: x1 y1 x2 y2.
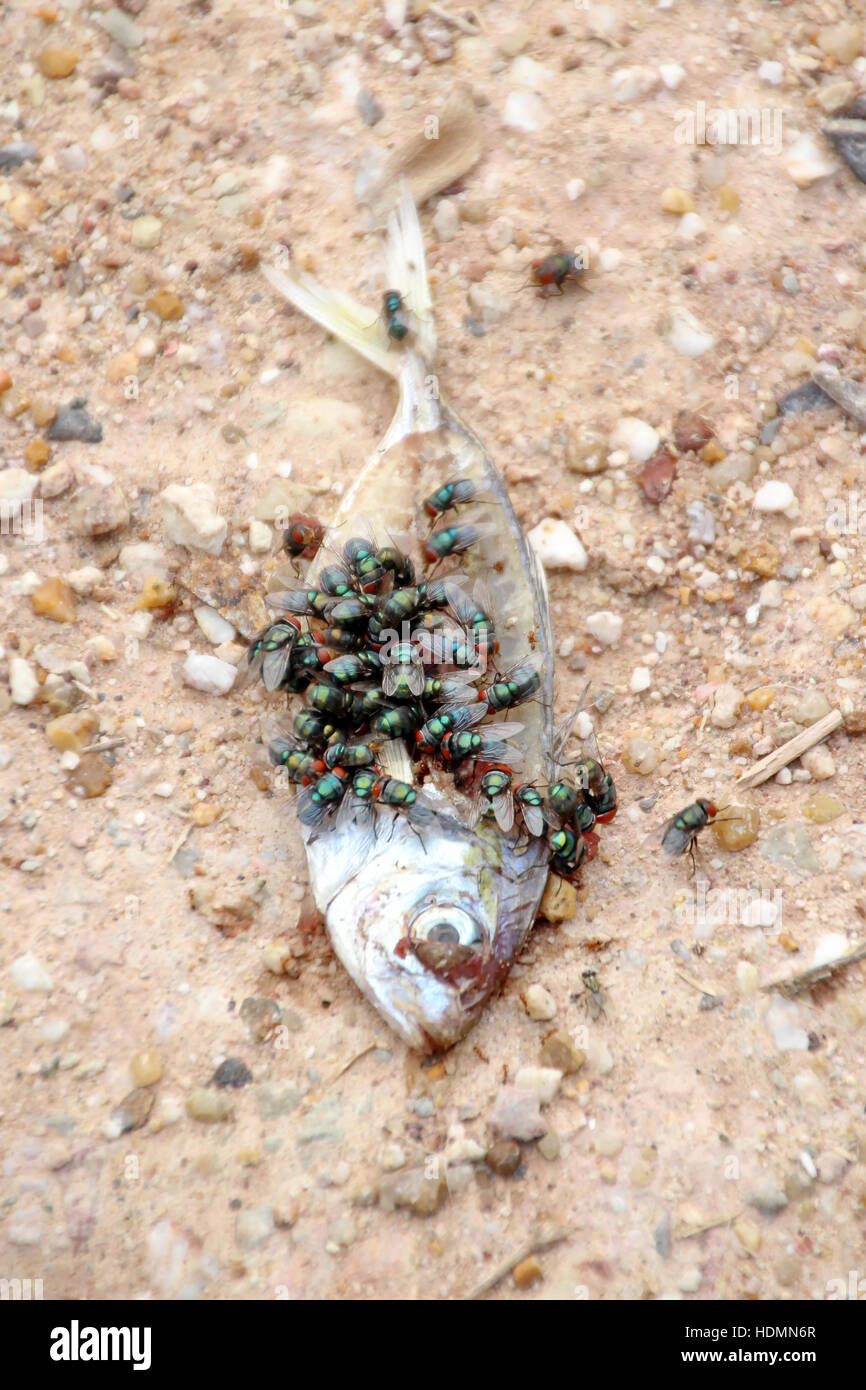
261 261 398 379
261 181 435 375
385 180 437 363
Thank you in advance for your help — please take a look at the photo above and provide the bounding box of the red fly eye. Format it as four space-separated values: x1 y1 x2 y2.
706 802 718 818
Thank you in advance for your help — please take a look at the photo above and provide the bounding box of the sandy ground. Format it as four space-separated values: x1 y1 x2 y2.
2 0 866 1301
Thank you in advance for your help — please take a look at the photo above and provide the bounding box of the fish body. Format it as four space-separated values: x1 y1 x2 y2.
260 188 572 1050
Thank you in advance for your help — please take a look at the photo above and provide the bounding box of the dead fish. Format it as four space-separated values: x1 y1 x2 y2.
258 187 603 1051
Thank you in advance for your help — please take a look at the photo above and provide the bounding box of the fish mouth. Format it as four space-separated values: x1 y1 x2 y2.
314 816 551 1051
364 893 498 1051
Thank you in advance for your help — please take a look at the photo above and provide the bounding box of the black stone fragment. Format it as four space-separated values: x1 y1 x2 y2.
47 403 104 443
212 1057 253 1088
777 380 834 417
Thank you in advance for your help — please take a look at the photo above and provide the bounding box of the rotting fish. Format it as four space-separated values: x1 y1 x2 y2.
257 186 605 1051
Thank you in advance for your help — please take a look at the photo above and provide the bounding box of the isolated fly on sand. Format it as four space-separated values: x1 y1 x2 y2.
661 798 726 875
256 185 615 1051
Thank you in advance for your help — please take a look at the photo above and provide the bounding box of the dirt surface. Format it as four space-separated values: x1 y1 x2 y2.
2 0 866 1302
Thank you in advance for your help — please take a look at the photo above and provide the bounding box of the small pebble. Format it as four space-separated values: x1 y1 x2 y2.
514 1066 562 1105
488 1086 546 1142
711 805 759 851
161 483 227 555
538 875 576 923
734 1217 761 1254
527 518 587 572
539 1030 585 1074
239 996 281 1043
194 606 236 645
186 1089 234 1122
130 1049 163 1086
31 577 76 623
486 1139 521 1176
537 1132 560 1161
660 187 695 214
513 1255 542 1288
131 215 163 249
783 134 836 189
213 1058 252 1088
12 952 53 991
665 308 715 357
9 657 39 706
747 1178 788 1216
235 1206 274 1251
522 983 557 1021
433 199 460 242
378 1167 446 1216
754 480 796 514
802 794 843 823
379 1143 406 1172
610 417 659 462
593 1128 624 1158
621 737 659 775
47 404 103 444
39 47 79 78
710 683 743 729
182 654 237 696
791 690 831 726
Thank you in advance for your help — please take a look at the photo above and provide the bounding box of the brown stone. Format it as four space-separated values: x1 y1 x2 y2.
31 577 76 623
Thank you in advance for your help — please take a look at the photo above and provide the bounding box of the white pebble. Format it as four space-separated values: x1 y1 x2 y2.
514 1066 562 1105
783 134 836 189
800 746 835 781
754 480 796 514
181 653 237 696
759 60 784 85
528 518 587 572
248 519 272 554
9 657 39 706
566 177 586 201
659 62 685 90
0 468 37 504
575 711 593 740
736 962 760 996
585 610 623 647
710 682 743 729
66 565 104 595
161 483 227 555
676 212 706 242
193 605 236 645
522 983 557 1021
812 933 850 968
433 198 460 241
665 307 715 357
759 579 783 608
154 782 174 799
630 666 651 693
12 952 53 992
503 90 547 132
610 66 659 103
610 416 660 462
765 996 809 1051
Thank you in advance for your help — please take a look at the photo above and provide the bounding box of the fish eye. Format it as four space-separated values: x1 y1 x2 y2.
409 905 484 949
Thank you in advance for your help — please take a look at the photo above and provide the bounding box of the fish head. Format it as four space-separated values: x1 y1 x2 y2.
304 808 550 1051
